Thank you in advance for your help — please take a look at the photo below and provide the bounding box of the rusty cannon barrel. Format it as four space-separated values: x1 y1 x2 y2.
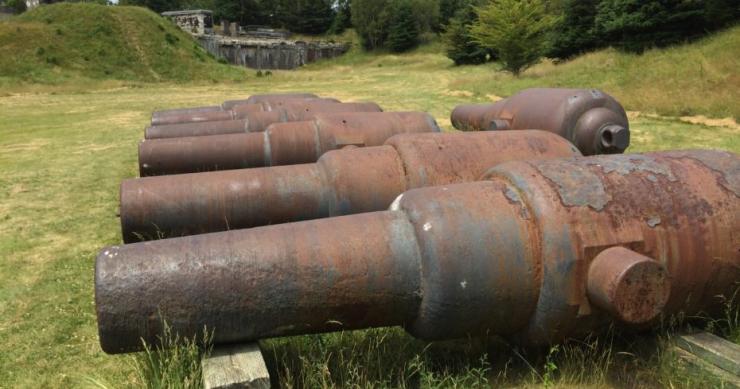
145 101 383 138
97 149 740 353
150 97 342 127
451 88 630 155
123 130 580 242
150 93 321 125
138 111 429 176
221 92 321 109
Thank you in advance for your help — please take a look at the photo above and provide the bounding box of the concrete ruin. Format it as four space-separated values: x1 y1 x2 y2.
161 9 213 36
162 9 349 70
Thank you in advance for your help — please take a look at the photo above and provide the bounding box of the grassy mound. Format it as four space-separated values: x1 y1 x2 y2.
448 25 740 120
0 3 247 85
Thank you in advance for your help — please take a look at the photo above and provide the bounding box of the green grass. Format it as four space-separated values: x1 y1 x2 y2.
447 24 740 120
0 17 738 388
0 3 248 88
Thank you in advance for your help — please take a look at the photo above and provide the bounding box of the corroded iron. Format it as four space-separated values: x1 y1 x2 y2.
151 93 320 123
97 150 740 353
451 88 630 155
222 93 320 109
150 97 342 126
138 111 425 176
146 101 382 137
123 131 580 242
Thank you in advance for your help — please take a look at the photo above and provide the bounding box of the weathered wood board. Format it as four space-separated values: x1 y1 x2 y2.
202 343 271 389
675 332 740 388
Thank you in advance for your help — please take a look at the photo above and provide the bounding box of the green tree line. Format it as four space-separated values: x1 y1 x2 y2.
14 0 735 71
444 0 738 75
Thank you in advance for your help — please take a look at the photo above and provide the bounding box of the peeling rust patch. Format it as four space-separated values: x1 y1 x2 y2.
662 150 740 197
588 154 677 181
536 161 610 210
646 216 661 227
503 185 531 219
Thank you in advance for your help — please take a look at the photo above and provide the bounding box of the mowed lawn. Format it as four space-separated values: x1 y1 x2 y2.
0 48 739 387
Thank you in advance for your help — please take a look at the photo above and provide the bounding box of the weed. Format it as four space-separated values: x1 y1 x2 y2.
164 32 178 45
132 322 212 389
541 345 559 387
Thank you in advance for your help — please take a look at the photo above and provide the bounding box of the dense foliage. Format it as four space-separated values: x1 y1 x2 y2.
387 0 420 52
442 4 489 65
470 0 558 75
351 0 438 50
36 0 738 58
550 0 740 58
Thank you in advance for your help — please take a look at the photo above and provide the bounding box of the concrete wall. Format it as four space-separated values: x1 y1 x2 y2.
198 36 349 70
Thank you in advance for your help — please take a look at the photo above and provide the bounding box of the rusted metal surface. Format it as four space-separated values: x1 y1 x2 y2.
98 150 739 353
145 119 250 139
150 93 320 122
138 111 431 176
151 106 223 123
150 97 343 126
146 101 382 137
586 247 670 324
222 93 320 109
123 130 580 241
451 88 630 155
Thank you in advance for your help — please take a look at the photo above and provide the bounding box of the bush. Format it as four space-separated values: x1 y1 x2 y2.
387 0 420 52
6 0 26 13
470 0 559 75
442 5 489 65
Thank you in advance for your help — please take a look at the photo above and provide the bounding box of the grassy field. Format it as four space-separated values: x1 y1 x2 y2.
1 9 739 388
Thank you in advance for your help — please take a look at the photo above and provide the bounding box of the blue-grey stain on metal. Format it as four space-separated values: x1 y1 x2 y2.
664 149 740 196
536 161 611 210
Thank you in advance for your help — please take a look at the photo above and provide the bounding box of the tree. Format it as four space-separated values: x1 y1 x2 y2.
470 0 558 76
291 0 336 34
120 0 182 13
387 0 420 52
548 0 601 60
329 0 352 34
442 5 488 65
351 0 392 49
439 0 468 26
408 0 440 33
595 0 740 53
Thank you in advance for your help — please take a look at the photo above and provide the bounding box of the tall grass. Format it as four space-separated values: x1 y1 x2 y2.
132 323 212 389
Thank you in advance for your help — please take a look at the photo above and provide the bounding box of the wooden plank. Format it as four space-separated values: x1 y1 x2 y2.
202 343 271 389
676 332 740 376
673 347 740 389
